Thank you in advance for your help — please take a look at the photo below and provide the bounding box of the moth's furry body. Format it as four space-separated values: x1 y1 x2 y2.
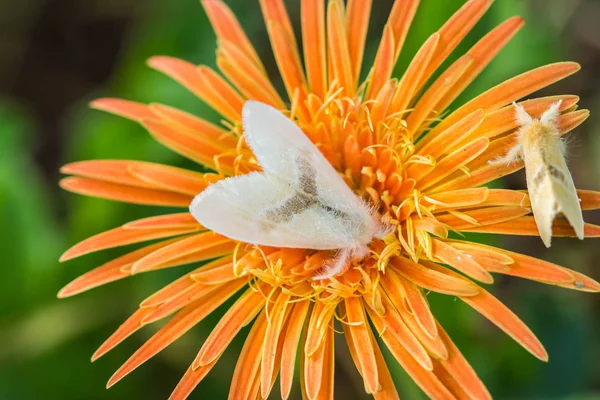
493 101 584 247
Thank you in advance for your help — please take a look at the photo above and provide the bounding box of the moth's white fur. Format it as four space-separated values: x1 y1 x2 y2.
491 101 584 247
190 101 391 279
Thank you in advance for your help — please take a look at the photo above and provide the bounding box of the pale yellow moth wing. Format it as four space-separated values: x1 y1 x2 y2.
522 128 584 247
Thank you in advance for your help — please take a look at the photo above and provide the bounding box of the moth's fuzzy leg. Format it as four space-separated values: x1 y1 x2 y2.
313 248 352 280
488 142 523 166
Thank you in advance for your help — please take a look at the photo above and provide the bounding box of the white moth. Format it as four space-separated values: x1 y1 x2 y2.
190 101 390 279
493 101 584 247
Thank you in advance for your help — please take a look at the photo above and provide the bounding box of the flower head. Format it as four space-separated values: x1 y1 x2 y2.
59 0 600 399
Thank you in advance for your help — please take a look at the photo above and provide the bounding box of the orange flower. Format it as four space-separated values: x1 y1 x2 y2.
59 0 600 399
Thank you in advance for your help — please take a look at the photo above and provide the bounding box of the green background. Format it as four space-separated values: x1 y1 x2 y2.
0 0 599 398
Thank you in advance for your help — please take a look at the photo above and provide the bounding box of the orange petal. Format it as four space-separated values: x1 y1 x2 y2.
444 242 578 286
393 296 449 361
554 268 600 293
400 275 438 341
217 50 284 108
190 262 237 285
218 40 284 108
436 324 492 400
229 312 268 400
58 238 182 298
412 216 449 239
312 325 335 400
304 313 331 400
468 189 529 208
389 33 439 115
344 297 379 393
370 80 397 129
578 190 600 210
201 0 263 70
427 263 548 361
431 361 474 400
197 65 246 118
418 0 493 89
142 281 237 326
461 289 548 361
389 257 480 297
368 311 455 400
261 291 292 398
193 285 267 368
327 0 354 95
140 257 232 308
90 98 157 121
60 177 193 207
417 137 489 191
370 329 400 400
436 16 525 113
432 238 494 284
61 160 158 189
407 55 474 137
347 0 372 85
463 216 600 238
435 206 531 230
432 62 581 136
148 56 242 121
140 118 235 174
168 361 217 400
260 0 307 101
304 300 335 357
280 300 310 400
131 232 234 274
127 163 208 196
148 102 235 146
367 24 395 101
387 0 420 60
381 270 437 340
424 187 488 211
123 213 200 230
106 280 246 387
444 240 514 269
301 0 326 98
415 108 485 160
60 223 199 262
557 109 589 135
374 288 433 370
92 307 157 361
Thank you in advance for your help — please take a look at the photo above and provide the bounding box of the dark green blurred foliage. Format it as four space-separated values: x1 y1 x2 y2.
0 0 599 399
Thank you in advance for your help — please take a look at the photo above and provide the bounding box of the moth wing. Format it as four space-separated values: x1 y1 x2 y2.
545 146 584 239
525 141 584 247
189 172 364 250
242 101 362 205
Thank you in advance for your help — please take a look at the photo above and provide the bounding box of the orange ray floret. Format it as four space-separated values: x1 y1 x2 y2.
228 311 269 400
436 16 525 113
301 0 326 99
60 223 201 262
327 0 354 96
193 284 267 368
58 238 183 298
367 310 455 399
280 300 310 399
434 324 492 400
60 177 194 207
107 279 247 387
346 0 372 85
